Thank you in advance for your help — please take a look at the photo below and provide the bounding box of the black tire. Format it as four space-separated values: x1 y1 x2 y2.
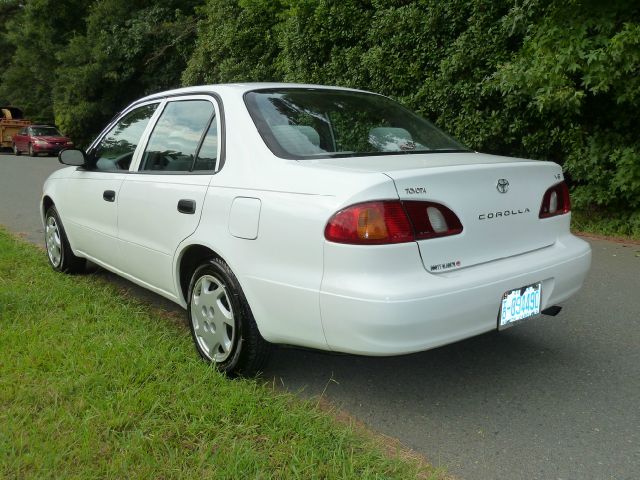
29 143 36 157
13 143 21 156
44 206 86 273
187 257 271 376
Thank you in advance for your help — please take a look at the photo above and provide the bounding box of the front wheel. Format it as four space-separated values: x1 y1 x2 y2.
28 143 36 157
44 206 86 273
13 143 21 156
187 258 271 376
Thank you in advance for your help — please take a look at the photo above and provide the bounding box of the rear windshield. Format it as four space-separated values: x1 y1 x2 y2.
31 127 62 136
244 89 468 159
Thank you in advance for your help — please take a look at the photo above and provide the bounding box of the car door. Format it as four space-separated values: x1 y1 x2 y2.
56 102 160 269
116 96 220 297
15 127 27 150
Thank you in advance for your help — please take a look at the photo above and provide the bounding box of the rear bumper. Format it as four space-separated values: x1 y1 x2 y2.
319 234 591 355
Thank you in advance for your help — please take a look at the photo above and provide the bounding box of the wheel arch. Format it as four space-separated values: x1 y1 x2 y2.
175 242 273 339
42 195 55 221
176 243 223 306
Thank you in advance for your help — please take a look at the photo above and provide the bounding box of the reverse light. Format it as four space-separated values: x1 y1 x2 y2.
324 200 463 245
427 206 447 232
539 181 571 218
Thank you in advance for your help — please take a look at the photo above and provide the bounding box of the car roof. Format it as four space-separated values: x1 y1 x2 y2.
136 82 374 104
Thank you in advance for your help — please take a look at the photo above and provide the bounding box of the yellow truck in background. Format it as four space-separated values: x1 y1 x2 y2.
1 107 31 149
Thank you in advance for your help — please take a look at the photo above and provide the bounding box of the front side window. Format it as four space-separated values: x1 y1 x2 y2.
245 89 468 159
91 103 158 171
140 100 214 172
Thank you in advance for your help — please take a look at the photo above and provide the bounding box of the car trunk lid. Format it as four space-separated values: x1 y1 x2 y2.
387 160 563 272
308 152 565 271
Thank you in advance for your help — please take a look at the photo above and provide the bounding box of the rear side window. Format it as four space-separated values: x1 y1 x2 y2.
140 100 214 172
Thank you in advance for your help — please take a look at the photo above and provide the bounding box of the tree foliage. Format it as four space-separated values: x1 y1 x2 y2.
0 0 22 105
182 0 285 85
53 0 200 144
0 0 85 121
183 0 640 221
0 0 199 143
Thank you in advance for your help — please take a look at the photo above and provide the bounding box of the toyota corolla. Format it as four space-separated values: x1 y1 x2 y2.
41 83 591 375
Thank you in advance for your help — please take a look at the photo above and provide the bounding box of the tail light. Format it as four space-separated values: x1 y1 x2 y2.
403 201 463 240
324 200 463 245
539 181 571 218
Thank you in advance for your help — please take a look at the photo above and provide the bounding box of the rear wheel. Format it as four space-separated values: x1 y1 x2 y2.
44 206 85 273
187 257 271 376
13 143 20 156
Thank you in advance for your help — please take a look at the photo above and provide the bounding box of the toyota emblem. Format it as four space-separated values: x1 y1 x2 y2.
496 179 509 193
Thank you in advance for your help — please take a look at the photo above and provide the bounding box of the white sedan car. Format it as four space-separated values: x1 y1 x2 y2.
42 83 591 375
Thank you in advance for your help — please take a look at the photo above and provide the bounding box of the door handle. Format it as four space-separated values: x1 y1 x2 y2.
103 190 116 202
177 199 196 214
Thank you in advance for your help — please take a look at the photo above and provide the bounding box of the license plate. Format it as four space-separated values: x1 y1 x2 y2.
499 283 541 329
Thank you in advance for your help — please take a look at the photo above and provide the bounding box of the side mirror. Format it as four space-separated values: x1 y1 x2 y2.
58 148 86 166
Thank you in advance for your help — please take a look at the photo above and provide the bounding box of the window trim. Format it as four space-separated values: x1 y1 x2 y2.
133 96 220 174
83 99 163 172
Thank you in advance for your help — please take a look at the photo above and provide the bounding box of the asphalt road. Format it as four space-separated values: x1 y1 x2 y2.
1 152 639 479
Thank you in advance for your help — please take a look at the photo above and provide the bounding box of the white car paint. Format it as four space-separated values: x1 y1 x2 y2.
42 83 591 356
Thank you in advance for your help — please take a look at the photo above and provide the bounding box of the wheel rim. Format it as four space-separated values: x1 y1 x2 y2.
191 274 235 362
45 215 62 267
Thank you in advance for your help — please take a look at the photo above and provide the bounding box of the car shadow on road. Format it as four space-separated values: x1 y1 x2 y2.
263 325 569 400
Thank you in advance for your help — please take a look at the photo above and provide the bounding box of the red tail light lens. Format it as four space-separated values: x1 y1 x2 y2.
539 181 571 218
324 200 463 245
324 201 414 245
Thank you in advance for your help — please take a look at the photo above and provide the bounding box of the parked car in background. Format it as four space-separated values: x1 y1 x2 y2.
13 125 73 156
41 83 591 375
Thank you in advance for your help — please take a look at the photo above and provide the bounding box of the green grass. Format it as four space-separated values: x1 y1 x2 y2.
0 229 444 479
572 208 640 241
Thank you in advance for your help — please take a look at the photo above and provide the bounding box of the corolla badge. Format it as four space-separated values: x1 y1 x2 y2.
496 179 510 193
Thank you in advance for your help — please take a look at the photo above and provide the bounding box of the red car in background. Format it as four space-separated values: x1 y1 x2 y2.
12 125 73 156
